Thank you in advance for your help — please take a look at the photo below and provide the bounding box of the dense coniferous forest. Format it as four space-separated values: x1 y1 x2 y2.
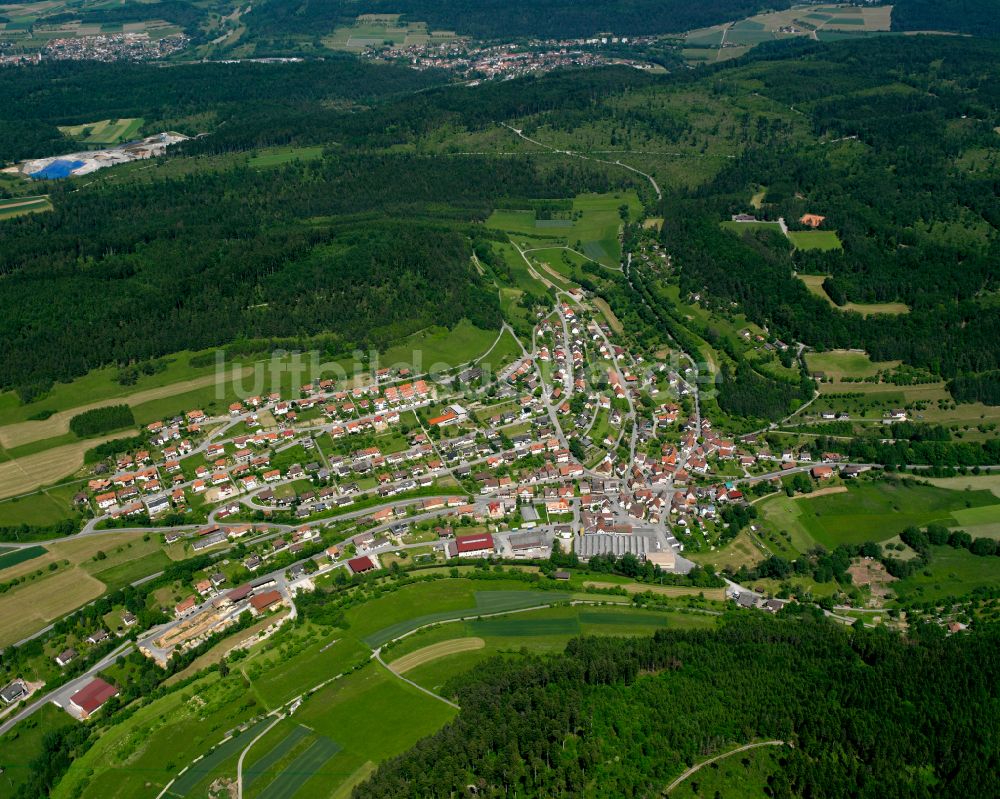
0 59 446 164
356 614 1000 798
0 154 618 395
891 0 1000 37
242 0 792 46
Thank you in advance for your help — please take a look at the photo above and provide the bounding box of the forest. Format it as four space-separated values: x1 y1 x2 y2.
0 153 618 396
356 613 999 798
242 0 791 47
0 58 446 164
891 0 1000 38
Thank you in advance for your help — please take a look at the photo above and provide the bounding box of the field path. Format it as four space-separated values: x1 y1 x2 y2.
665 740 786 794
0 431 138 499
387 637 485 674
0 368 249 449
372 646 460 709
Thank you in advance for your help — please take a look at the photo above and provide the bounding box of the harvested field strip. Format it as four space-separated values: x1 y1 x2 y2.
0 432 137 499
0 567 105 647
388 637 485 674
0 367 249 450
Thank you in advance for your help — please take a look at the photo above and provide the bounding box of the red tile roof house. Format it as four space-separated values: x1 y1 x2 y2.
69 677 118 719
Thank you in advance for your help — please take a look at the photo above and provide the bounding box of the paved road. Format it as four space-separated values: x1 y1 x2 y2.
0 641 133 735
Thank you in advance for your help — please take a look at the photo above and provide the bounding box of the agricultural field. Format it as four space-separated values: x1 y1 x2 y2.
0 544 46 571
57 118 144 146
0 532 178 645
0 482 81 527
0 194 52 220
0 433 136 500
757 480 1000 550
0 349 229 441
0 566 104 646
798 274 910 316
323 15 461 51
0 704 77 799
683 4 892 62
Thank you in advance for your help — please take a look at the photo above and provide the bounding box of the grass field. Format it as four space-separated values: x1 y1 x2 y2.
0 704 77 799
892 545 1000 603
0 355 237 446
804 349 900 380
787 229 843 251
0 482 81 526
53 671 262 799
248 145 324 168
488 192 641 269
798 274 910 316
267 662 458 798
385 603 718 695
0 194 52 220
379 320 499 372
323 17 460 51
758 481 1000 550
57 117 143 146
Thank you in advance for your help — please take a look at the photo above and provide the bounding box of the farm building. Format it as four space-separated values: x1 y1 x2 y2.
250 590 283 614
450 533 495 558
69 678 119 718
348 555 378 574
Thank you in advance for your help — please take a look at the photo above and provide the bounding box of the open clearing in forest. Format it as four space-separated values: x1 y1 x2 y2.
804 349 900 380
0 194 52 219
57 117 143 146
388 637 485 674
798 274 910 316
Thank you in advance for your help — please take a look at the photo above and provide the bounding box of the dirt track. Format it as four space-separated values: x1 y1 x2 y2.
388 637 485 674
